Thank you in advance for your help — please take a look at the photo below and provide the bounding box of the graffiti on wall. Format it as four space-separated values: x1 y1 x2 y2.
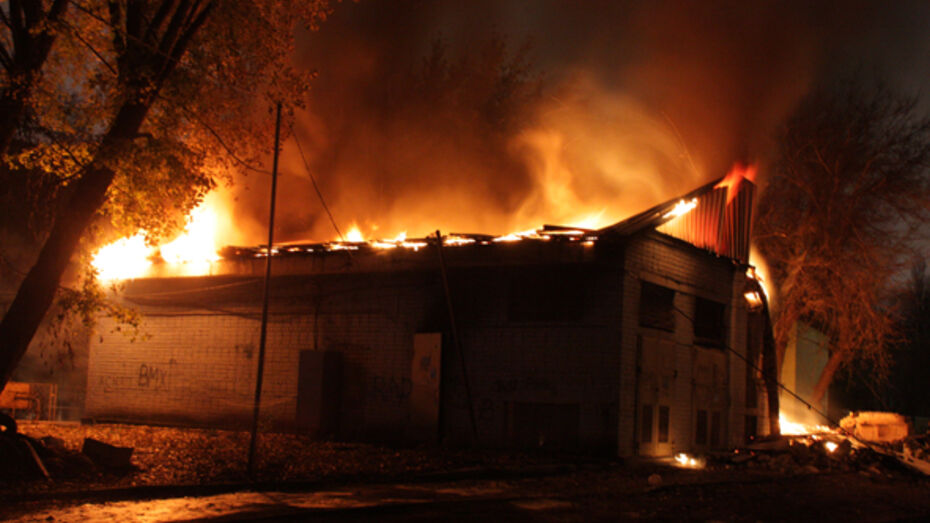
99 360 175 394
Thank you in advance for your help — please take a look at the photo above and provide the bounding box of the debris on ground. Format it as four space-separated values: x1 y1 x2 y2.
4 421 581 497
840 411 909 444
81 438 135 469
713 412 930 480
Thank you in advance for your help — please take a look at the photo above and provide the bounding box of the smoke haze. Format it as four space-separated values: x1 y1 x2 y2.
224 0 930 244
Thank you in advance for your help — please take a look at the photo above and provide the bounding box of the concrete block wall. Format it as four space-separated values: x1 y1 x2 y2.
619 233 739 456
442 263 623 451
86 273 432 438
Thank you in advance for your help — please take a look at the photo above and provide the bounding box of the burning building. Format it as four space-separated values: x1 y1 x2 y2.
84 172 773 456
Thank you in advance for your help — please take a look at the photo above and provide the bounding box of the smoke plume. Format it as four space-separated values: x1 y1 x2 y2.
224 0 930 244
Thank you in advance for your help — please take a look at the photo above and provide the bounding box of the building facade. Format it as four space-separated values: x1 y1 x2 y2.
85 178 773 456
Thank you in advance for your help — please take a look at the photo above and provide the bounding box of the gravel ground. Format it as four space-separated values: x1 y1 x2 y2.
2 421 575 496
4 422 930 521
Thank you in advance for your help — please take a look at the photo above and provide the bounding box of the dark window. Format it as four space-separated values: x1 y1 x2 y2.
658 406 670 443
641 404 653 443
508 267 588 322
695 409 708 445
710 411 721 447
639 281 675 331
694 297 726 347
745 415 758 443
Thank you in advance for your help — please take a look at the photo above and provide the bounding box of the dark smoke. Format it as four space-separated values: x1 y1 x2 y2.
225 0 930 244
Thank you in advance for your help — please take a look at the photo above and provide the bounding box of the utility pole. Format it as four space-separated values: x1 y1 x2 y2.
248 102 282 478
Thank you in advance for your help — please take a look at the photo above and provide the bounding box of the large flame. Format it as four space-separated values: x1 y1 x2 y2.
92 195 225 282
92 234 152 281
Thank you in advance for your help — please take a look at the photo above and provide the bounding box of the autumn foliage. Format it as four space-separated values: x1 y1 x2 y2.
0 1 331 389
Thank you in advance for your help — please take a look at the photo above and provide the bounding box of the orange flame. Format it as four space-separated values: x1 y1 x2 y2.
92 234 152 281
714 163 757 206
92 196 224 282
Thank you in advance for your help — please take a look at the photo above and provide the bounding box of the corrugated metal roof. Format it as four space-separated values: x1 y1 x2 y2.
598 175 754 264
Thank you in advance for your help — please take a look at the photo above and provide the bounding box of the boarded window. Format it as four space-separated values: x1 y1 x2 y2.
658 406 670 443
695 409 708 445
694 297 726 347
641 404 653 443
508 266 588 322
639 281 675 331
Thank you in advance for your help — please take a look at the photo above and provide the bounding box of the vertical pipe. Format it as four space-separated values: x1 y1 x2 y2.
434 230 479 443
248 102 282 478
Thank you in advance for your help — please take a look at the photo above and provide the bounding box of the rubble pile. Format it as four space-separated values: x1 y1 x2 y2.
718 412 930 479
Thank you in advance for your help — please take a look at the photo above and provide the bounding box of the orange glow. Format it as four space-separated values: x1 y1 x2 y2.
493 228 539 243
159 204 220 275
747 246 772 302
674 453 704 468
92 234 152 281
345 225 364 242
779 413 833 436
714 163 757 206
662 198 697 219
92 196 224 281
744 290 763 309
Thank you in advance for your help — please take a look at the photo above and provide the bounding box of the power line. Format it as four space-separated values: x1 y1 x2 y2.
289 123 345 242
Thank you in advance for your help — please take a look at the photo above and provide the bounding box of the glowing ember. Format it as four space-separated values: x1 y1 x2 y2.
824 441 839 453
443 236 476 247
744 290 763 308
779 414 833 436
674 452 704 468
92 233 151 281
662 198 698 219
493 228 539 242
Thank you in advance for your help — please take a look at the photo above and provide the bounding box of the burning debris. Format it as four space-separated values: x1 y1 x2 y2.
718 412 930 478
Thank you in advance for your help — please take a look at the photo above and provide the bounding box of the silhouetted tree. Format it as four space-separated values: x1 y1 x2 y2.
755 76 930 406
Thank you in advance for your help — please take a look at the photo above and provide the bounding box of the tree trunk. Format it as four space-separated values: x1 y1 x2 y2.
0 90 29 154
0 102 150 391
810 349 844 407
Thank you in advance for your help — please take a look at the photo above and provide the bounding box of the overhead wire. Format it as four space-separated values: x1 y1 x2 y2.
289 123 345 242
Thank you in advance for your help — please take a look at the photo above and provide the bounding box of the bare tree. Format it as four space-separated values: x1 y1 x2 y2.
755 76 930 406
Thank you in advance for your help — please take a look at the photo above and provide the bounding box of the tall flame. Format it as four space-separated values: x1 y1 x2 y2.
92 195 224 282
92 234 152 281
714 163 757 205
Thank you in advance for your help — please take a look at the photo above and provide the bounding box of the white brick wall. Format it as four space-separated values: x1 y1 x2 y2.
619 233 744 456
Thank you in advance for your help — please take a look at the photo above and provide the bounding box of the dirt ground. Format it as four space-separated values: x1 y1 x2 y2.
3 422 930 521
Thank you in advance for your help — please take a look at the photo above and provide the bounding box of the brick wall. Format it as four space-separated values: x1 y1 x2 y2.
86 263 624 450
85 235 750 454
619 232 744 456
